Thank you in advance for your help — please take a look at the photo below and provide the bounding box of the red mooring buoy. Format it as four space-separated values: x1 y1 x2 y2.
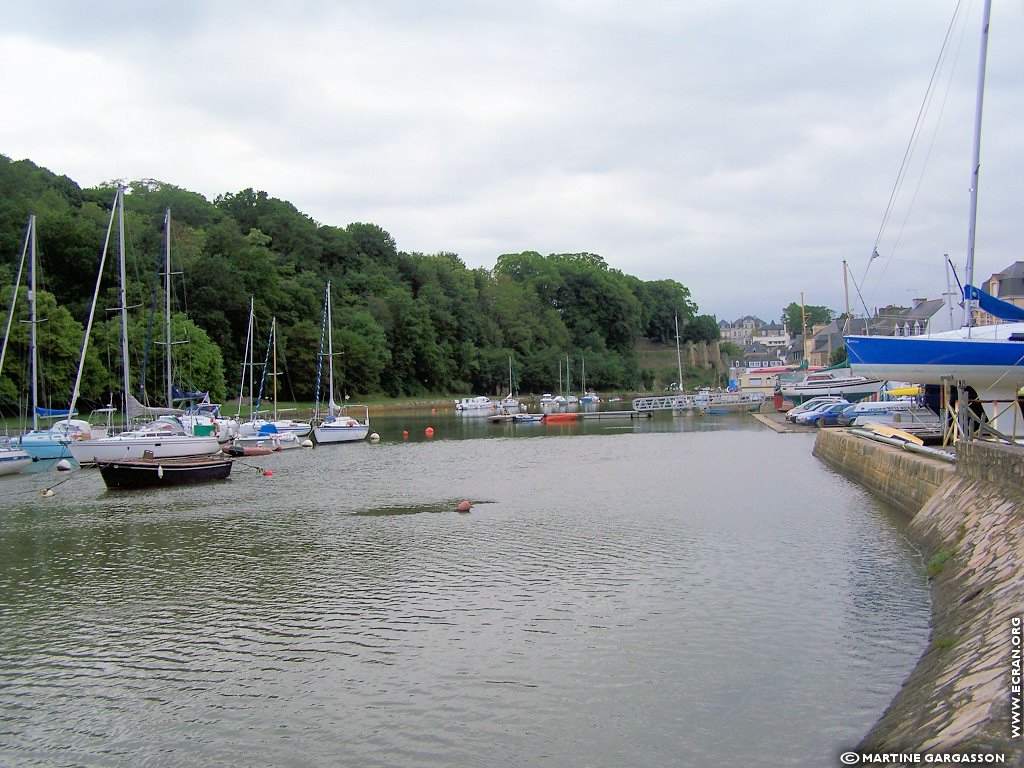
425 426 435 438
456 500 472 513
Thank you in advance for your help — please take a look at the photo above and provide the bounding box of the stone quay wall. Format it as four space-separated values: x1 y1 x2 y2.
812 428 953 518
814 430 1023 762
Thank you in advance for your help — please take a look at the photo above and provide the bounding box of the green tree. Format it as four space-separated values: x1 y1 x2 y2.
0 286 105 415
634 279 697 343
682 315 720 343
782 302 834 337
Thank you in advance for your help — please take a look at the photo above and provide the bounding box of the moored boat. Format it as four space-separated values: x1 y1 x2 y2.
699 391 765 415
97 455 233 489
512 413 543 423
542 412 578 423
230 424 302 451
455 396 494 412
0 438 32 477
68 416 221 464
778 369 884 404
311 283 371 445
222 443 274 457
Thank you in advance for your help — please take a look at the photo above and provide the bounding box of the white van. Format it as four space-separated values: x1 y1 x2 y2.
836 400 916 426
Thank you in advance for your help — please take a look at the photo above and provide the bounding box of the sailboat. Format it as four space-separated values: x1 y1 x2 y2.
145 208 238 443
494 355 520 412
580 354 600 404
671 314 697 414
68 187 221 463
844 0 1024 438
5 216 94 461
0 230 33 474
564 354 578 408
234 316 308 449
312 282 370 444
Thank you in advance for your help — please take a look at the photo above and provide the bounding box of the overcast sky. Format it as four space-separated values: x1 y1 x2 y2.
3 1 1022 325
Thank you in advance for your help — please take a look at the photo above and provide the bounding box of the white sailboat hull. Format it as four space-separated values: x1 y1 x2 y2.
0 447 33 476
313 422 370 444
68 434 221 463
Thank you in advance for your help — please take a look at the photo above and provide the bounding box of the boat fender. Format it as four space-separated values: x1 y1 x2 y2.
456 500 472 513
157 465 164 479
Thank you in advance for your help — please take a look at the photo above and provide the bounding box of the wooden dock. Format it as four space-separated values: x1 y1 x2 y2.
752 412 813 433
579 410 650 420
490 410 651 424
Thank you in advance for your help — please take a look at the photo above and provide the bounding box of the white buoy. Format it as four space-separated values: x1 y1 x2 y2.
369 432 380 442
41 489 54 498
302 439 314 448
56 459 73 472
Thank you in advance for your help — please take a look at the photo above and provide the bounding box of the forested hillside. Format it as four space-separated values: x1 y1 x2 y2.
0 155 719 411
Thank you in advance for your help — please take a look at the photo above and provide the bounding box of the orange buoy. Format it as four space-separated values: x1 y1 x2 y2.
456 500 472 513
425 426 435 438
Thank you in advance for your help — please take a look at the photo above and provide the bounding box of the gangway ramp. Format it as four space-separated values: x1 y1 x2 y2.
632 395 695 412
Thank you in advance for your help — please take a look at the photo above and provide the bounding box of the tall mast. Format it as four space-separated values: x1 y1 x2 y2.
0 219 29 394
326 283 335 413
117 185 131 414
164 208 173 407
964 0 992 334
248 298 255 417
29 215 39 432
68 191 118 419
675 313 684 389
271 317 278 421
842 260 851 335
800 292 809 363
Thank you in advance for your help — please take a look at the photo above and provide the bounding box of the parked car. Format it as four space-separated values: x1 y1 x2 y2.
786 397 848 423
810 401 854 428
793 400 848 425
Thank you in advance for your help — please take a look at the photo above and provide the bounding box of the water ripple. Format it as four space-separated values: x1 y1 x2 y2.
0 420 929 767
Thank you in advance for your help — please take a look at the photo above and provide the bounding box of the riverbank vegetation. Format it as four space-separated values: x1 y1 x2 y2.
1 155 722 414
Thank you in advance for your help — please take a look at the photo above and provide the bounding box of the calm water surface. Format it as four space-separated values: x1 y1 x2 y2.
0 412 930 767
